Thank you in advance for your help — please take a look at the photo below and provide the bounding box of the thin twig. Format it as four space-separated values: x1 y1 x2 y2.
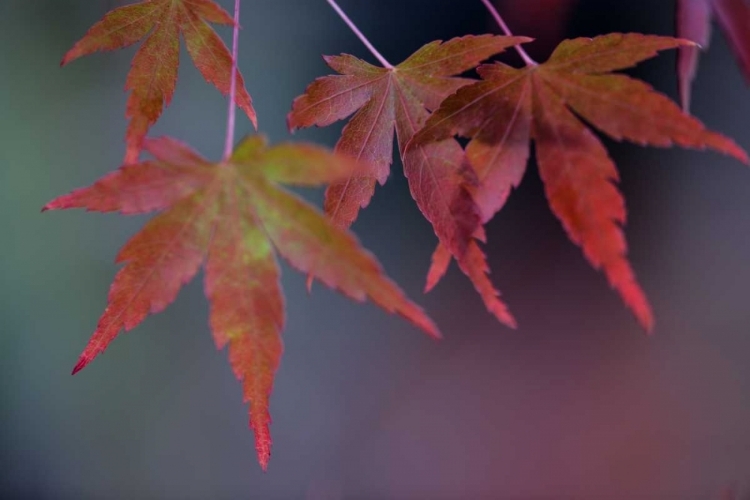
223 0 241 160
326 0 393 69
479 0 537 66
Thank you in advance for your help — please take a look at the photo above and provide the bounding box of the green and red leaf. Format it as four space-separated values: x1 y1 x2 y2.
45 135 439 469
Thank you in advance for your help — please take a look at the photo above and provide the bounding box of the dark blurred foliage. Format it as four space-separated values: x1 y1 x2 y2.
1 1 749 499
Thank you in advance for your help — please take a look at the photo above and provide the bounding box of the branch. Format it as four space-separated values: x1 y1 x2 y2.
223 0 242 160
479 0 537 66
326 0 393 69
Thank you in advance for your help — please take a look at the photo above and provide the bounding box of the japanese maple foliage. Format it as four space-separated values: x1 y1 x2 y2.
411 33 748 331
288 34 525 326
44 135 439 469
62 0 257 164
47 0 750 475
676 0 750 110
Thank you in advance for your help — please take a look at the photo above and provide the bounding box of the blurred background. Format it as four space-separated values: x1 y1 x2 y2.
1 1 749 498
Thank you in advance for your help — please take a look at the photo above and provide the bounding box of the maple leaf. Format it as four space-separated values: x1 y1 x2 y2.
287 34 526 326
287 35 527 262
424 236 516 328
62 0 257 163
411 33 749 331
43 135 439 470
676 0 750 111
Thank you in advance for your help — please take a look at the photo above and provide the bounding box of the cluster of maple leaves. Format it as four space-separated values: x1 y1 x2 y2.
46 0 748 469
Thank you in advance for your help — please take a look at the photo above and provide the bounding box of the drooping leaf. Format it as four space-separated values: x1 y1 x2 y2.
44 135 439 470
62 0 257 163
424 239 516 328
676 0 750 111
412 33 748 331
287 35 527 262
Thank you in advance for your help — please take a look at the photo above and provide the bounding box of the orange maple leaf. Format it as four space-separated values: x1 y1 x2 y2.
44 135 438 470
62 0 257 163
411 33 748 331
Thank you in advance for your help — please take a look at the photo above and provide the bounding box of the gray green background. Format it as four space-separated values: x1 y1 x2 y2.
1 1 749 498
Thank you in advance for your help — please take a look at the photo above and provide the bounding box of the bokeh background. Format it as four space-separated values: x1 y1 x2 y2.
2 1 749 499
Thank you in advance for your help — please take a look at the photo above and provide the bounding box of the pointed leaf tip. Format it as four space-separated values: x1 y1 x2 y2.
255 429 271 471
423 320 442 340
632 296 655 334
424 243 452 293
459 242 516 328
258 449 270 472
71 356 89 375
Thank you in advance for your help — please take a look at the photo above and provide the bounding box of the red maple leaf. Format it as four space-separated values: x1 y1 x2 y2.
676 0 750 110
44 135 439 470
287 35 526 262
287 35 526 326
62 0 257 163
411 33 748 331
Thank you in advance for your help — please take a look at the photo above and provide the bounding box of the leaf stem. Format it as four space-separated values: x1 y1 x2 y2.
479 0 537 66
223 0 241 160
326 0 393 69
